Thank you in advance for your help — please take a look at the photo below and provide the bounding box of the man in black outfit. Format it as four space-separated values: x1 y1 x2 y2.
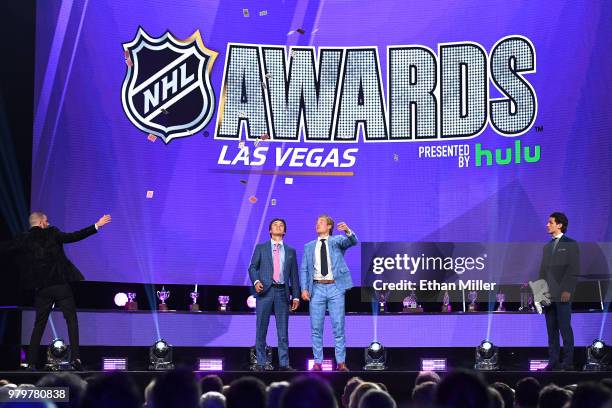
1 212 111 370
538 212 579 371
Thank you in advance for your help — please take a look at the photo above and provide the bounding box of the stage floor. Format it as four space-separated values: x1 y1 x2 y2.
1 370 610 403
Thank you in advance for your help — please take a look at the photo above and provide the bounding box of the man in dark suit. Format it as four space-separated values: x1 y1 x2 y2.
0 212 111 370
248 218 300 371
539 212 579 371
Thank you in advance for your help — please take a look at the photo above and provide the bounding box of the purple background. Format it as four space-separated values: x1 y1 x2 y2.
32 0 612 285
21 310 610 348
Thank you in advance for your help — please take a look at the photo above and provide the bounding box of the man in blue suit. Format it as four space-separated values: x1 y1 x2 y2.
248 218 300 371
300 215 358 371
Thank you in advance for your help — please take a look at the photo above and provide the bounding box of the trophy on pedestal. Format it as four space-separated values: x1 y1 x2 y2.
189 291 200 312
218 295 230 312
468 291 478 312
376 290 389 313
519 283 535 312
441 290 452 312
402 290 423 313
126 292 138 311
496 292 506 312
156 287 170 311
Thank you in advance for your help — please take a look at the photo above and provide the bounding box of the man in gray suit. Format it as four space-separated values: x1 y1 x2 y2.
248 218 300 371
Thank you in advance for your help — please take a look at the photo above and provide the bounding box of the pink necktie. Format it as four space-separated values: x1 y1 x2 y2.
273 243 281 282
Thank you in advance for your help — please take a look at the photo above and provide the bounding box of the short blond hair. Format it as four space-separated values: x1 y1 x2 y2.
318 214 334 235
29 212 46 227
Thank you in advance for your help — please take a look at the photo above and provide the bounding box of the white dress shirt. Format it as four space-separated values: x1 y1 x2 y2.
314 235 334 280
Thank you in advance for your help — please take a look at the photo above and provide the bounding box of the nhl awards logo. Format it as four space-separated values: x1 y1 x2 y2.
121 27 217 143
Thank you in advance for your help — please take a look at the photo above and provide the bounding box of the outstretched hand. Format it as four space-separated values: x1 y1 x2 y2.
337 222 350 233
96 214 112 228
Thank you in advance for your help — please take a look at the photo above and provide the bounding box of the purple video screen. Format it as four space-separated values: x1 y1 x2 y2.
32 0 612 284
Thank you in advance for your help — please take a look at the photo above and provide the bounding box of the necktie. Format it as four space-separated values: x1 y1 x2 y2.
273 243 281 282
320 239 329 277
551 237 559 254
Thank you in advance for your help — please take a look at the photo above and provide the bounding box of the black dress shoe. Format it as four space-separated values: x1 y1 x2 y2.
71 359 84 371
278 365 296 371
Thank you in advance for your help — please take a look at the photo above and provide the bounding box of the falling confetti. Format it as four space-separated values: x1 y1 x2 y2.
240 179 248 185
147 134 157 142
146 190 154 199
249 195 258 203
285 177 294 185
271 199 277 206
259 10 268 16
243 8 249 17
160 108 169 115
296 28 305 34
393 154 399 161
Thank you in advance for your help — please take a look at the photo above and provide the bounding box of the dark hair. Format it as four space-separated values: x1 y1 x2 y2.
81 372 141 408
434 369 491 408
412 381 437 406
415 371 441 385
200 374 223 394
488 387 504 408
152 367 200 408
342 377 363 408
550 212 568 233
569 382 612 408
227 376 267 408
359 389 397 408
280 376 337 408
37 372 86 408
515 377 541 407
491 382 515 408
538 384 571 408
269 218 287 237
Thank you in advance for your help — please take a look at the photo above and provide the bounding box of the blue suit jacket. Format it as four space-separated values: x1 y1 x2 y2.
299 233 358 295
248 241 300 299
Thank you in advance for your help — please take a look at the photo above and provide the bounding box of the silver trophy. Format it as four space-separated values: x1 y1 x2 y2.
376 290 389 313
402 290 423 313
442 290 451 312
519 283 535 312
126 292 138 311
468 291 478 312
218 295 230 312
189 291 200 312
496 292 506 312
156 286 170 311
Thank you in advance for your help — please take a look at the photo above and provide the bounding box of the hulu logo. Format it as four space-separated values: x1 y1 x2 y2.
475 140 540 166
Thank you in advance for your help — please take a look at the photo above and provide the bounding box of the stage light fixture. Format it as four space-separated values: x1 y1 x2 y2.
149 339 174 370
364 341 387 370
249 345 273 371
45 338 72 371
474 340 498 371
583 339 609 371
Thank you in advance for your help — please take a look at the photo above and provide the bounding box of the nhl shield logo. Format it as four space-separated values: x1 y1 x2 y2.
121 27 217 143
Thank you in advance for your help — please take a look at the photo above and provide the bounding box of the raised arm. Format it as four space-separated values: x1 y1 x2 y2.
55 215 111 244
336 222 358 250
